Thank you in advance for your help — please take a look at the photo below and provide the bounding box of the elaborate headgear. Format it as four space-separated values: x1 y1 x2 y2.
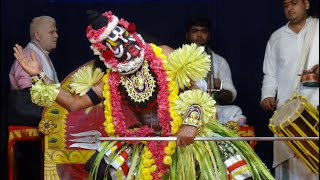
86 10 119 43
86 10 140 73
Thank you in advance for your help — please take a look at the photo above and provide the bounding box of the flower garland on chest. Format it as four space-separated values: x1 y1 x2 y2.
102 33 182 178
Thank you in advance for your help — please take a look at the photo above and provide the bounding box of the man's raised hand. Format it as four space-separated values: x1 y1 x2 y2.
13 44 41 76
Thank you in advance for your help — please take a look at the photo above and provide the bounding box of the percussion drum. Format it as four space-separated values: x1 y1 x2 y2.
269 95 319 174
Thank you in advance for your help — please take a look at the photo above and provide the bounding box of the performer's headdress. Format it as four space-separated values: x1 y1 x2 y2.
86 10 143 74
86 10 119 43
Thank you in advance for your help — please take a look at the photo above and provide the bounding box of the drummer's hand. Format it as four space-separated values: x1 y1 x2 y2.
176 125 198 147
260 97 276 111
310 64 319 77
13 44 41 76
303 64 319 76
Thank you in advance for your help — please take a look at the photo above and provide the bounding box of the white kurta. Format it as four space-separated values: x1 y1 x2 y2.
210 51 237 102
195 50 237 101
216 105 247 125
261 17 319 179
197 50 244 125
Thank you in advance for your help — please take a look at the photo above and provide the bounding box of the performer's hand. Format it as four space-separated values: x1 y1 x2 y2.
13 44 41 76
260 97 276 111
176 125 198 147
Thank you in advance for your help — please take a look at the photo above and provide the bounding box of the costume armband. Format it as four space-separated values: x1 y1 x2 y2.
87 88 101 105
174 89 216 129
182 104 203 128
31 71 45 84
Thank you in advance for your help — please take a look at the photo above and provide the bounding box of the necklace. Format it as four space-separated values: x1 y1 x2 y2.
120 60 156 103
102 37 181 178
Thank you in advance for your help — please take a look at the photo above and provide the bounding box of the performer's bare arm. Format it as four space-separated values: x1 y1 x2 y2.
15 43 201 146
13 44 103 112
56 80 104 111
159 45 174 55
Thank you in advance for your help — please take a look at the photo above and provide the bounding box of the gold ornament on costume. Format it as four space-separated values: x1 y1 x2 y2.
39 118 57 134
225 120 240 133
174 89 216 128
120 60 156 103
182 104 203 128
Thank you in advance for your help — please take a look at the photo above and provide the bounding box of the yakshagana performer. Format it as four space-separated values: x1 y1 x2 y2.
13 10 274 180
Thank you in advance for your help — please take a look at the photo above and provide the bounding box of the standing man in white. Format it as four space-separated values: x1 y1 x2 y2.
260 0 319 179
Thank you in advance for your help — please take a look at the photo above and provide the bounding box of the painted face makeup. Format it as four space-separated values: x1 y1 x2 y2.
105 26 141 63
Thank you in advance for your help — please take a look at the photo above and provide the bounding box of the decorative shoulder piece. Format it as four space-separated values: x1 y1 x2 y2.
182 104 203 128
31 71 45 84
70 65 104 96
165 43 211 90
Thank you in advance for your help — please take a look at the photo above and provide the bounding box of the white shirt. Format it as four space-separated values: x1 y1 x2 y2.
193 50 237 102
261 17 319 108
194 50 241 125
216 105 246 125
210 51 237 102
261 17 319 167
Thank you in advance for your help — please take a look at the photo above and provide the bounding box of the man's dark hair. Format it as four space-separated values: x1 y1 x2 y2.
185 16 211 32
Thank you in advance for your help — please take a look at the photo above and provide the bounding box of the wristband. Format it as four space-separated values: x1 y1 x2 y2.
31 71 45 84
87 88 101 105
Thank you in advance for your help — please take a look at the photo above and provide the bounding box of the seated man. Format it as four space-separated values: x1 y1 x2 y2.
7 15 59 180
217 105 247 126
184 16 236 104
8 15 59 126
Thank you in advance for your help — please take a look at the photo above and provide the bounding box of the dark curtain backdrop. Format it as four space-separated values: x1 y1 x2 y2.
1 0 319 178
